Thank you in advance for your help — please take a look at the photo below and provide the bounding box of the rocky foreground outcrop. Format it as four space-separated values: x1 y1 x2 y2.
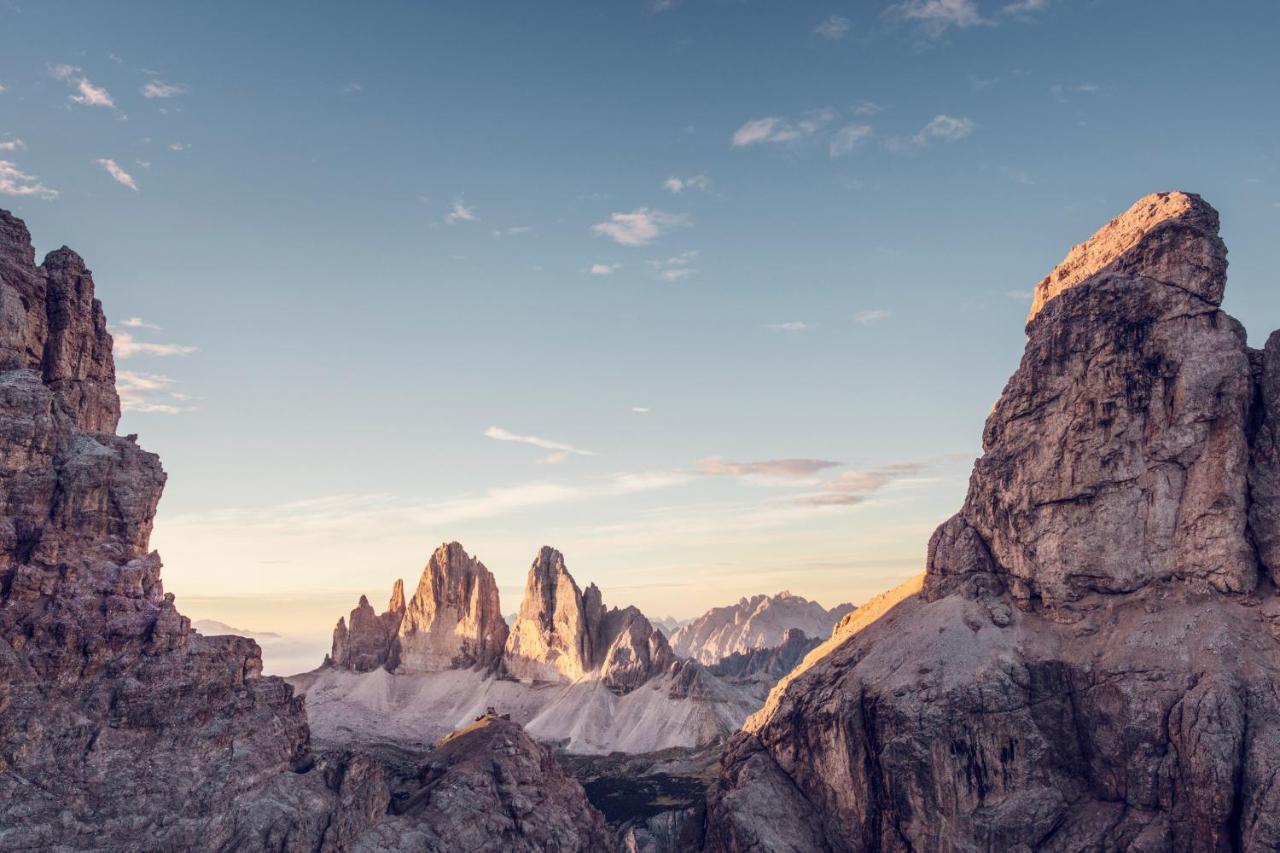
350 716 610 853
0 209 610 852
671 592 852 666
705 192 1280 851
0 210 391 850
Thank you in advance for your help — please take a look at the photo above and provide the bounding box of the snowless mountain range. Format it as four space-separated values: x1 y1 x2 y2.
289 543 848 754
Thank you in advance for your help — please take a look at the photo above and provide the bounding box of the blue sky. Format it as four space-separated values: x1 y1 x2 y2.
3 1 1280 661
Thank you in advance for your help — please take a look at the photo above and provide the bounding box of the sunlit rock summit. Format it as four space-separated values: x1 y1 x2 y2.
706 192 1280 851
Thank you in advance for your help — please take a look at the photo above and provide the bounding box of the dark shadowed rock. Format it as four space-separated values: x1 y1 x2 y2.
705 192 1280 852
348 717 610 852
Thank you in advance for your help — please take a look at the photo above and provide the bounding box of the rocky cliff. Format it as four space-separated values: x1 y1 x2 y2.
505 546 675 694
671 592 852 665
0 209 387 851
705 192 1280 851
707 628 821 685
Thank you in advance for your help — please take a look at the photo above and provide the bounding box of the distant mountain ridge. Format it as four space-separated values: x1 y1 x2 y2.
670 591 853 665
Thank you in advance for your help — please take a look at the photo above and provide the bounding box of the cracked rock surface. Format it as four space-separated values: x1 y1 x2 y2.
706 192 1280 852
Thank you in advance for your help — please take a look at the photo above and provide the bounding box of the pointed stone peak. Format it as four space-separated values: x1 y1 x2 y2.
396 541 508 672
387 578 405 613
357 594 371 609
1027 191 1225 324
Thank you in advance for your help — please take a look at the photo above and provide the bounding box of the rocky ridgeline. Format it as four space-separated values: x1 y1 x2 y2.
705 192 1280 851
707 628 821 684
329 543 676 694
0 209 607 852
670 591 853 665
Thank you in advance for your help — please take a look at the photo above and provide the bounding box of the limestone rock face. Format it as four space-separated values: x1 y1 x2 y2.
708 628 821 685
670 592 853 665
349 717 610 853
394 541 509 672
0 209 385 851
706 192 1280 852
504 546 675 693
505 546 596 682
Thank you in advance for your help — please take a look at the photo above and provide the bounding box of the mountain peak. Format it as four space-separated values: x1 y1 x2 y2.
1027 190 1225 324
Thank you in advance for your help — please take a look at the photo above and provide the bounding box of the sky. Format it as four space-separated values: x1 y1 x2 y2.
3 0 1280 673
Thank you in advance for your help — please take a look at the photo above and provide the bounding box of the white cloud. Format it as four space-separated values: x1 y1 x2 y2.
766 321 811 333
912 114 975 145
592 208 690 246
814 15 852 40
1004 0 1049 14
852 101 883 117
732 110 835 147
0 138 24 151
588 263 621 275
0 161 57 199
49 64 79 81
484 426 598 459
445 199 477 224
632 407 651 413
699 457 841 479
169 142 190 151
120 316 161 329
96 158 138 191
142 80 186 99
341 82 363 94
73 78 115 107
112 329 196 358
663 174 711 193
829 123 874 157
892 0 985 34
856 309 891 324
0 84 7 93
117 370 192 414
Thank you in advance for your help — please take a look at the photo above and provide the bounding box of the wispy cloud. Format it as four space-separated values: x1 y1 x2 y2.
340 82 363 94
592 208 691 246
120 316 161 329
1004 0 1049 16
732 110 835 147
169 142 190 152
766 321 811 334
662 174 710 193
0 161 57 199
1005 289 1032 302
112 329 196 358
588 263 621 275
142 80 186 99
649 249 698 282
484 426 599 461
796 462 926 505
829 123 874 157
96 158 138 191
699 457 841 479
51 65 116 108
160 470 692 542
913 114 975 144
856 309 891 324
814 15 852 40
1051 82 1100 103
891 0 985 35
445 199 477 224
117 370 192 414
632 407 651 413
0 138 24 151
